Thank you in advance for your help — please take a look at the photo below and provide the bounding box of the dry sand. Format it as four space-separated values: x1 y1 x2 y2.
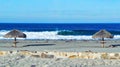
0 54 120 67
0 39 120 52
0 39 120 67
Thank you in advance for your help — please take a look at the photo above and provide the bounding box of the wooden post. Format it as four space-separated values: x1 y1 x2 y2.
101 38 105 48
14 37 17 48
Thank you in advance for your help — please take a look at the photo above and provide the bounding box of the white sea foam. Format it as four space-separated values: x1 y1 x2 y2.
22 31 92 40
0 31 120 40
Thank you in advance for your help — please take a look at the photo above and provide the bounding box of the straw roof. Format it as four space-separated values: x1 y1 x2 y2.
92 29 113 38
4 29 26 38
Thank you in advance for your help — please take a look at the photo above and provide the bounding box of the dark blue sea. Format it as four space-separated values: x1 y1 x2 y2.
0 23 120 40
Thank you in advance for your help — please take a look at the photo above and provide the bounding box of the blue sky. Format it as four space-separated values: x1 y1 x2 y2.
0 0 120 23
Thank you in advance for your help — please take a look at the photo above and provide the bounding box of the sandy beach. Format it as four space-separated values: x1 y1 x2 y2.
0 39 120 52
0 39 120 67
1 0 120 66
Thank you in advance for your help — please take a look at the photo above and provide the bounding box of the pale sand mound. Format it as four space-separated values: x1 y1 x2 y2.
0 54 120 67
0 40 120 67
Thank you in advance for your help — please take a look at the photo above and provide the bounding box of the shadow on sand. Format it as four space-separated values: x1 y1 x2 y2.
109 44 120 48
23 44 55 47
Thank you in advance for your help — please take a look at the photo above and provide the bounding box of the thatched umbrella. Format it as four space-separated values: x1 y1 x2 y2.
4 29 26 47
92 29 113 48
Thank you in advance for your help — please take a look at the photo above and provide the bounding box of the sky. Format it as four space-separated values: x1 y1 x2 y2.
0 0 120 23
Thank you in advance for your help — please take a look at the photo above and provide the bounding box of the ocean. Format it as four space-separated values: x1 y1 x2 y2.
0 23 120 40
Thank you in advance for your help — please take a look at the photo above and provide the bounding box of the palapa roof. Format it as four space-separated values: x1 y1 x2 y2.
92 29 113 38
4 29 26 38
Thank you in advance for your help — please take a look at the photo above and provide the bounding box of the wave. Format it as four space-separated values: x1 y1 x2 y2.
58 30 120 35
0 30 120 40
57 30 96 35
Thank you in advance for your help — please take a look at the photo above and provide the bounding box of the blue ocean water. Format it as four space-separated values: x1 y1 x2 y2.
0 23 120 35
0 23 120 40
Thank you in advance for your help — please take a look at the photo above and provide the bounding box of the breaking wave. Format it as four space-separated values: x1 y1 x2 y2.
0 30 120 40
